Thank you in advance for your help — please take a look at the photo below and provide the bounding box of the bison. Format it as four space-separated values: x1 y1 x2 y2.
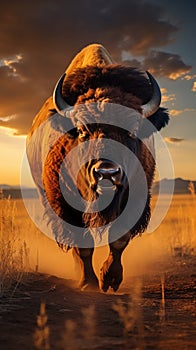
27 44 169 292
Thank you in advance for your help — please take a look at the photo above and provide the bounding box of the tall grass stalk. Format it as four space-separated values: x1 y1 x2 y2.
113 278 144 349
188 181 195 196
159 273 166 323
63 319 78 350
34 302 50 350
61 305 96 349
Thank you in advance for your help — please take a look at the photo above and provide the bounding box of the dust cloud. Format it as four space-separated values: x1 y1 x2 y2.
29 229 169 288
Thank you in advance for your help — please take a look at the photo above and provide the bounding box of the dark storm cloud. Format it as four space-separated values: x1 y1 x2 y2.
143 51 191 79
123 50 191 80
0 0 186 134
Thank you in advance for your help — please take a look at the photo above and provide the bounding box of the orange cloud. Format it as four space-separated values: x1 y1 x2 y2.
192 82 196 92
170 108 196 117
169 71 190 80
164 137 184 144
169 110 182 117
161 88 176 104
183 75 192 80
0 115 16 122
182 74 196 81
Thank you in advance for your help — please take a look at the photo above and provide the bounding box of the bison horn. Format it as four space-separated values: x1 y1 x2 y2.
53 73 72 116
142 71 161 118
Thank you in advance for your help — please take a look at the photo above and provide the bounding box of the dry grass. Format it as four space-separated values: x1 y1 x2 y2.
61 304 96 350
113 279 144 349
34 302 50 350
150 194 196 257
0 194 195 349
0 194 195 290
159 273 166 323
0 198 30 296
63 320 78 350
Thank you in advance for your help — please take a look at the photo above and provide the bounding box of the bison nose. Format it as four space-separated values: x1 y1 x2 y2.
93 161 123 185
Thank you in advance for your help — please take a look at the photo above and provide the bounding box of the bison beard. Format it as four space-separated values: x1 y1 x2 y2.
82 190 151 240
81 178 128 235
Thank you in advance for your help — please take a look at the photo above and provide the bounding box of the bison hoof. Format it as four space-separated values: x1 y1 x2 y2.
80 278 99 292
100 258 123 292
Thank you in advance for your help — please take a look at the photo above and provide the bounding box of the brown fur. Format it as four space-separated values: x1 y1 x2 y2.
42 90 156 241
27 45 170 291
62 65 153 106
28 64 169 244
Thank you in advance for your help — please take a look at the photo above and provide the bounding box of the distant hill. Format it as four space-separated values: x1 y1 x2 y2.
0 178 195 199
152 178 196 195
0 185 38 199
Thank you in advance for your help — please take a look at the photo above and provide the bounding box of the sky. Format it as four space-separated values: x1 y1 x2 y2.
0 0 195 186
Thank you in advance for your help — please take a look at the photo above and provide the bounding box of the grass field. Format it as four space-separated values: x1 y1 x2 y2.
0 194 195 349
0 194 195 293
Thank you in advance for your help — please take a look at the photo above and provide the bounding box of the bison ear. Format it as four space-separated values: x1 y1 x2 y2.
147 107 169 131
138 108 170 138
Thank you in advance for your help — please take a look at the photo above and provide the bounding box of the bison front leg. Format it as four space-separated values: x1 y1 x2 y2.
100 232 131 292
73 247 99 291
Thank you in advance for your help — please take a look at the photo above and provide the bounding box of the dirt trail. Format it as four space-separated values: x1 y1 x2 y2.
0 256 195 350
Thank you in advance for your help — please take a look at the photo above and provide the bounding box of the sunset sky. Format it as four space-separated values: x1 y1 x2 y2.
0 0 195 186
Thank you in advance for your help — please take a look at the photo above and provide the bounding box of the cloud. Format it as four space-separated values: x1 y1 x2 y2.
182 74 196 81
0 115 16 122
0 0 188 134
0 126 26 140
164 137 185 144
123 50 191 80
169 110 182 117
192 82 196 92
170 108 196 117
161 88 176 104
0 54 23 78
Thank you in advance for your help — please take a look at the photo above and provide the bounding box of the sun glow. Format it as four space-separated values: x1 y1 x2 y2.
0 126 26 186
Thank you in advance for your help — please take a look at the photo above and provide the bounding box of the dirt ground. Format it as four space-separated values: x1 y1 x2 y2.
0 255 195 350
